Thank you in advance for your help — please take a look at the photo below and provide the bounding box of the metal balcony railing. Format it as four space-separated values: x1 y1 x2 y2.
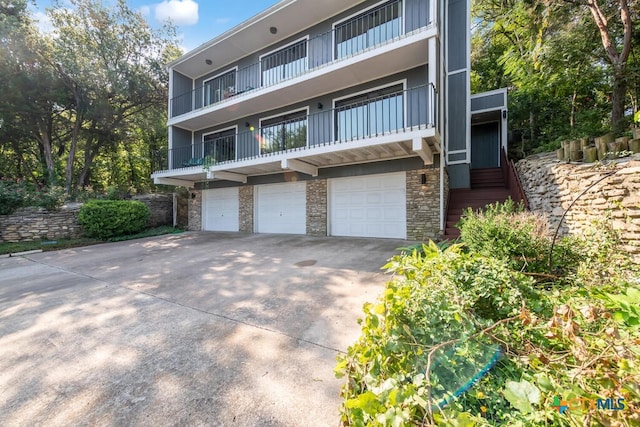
169 0 432 118
162 84 436 171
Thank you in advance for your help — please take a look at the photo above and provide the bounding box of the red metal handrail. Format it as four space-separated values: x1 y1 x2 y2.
501 147 529 209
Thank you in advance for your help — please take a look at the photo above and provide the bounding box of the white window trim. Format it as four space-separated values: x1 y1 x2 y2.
332 0 406 59
332 79 407 142
202 124 239 162
258 106 310 151
258 35 310 87
202 66 238 106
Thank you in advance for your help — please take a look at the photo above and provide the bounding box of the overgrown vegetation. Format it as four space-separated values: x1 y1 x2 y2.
0 179 65 214
336 201 639 426
78 200 150 239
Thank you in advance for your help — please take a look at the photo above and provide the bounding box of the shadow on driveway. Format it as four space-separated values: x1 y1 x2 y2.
0 232 408 426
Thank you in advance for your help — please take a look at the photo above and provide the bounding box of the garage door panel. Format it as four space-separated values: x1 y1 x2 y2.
384 191 405 204
365 192 383 204
256 182 306 234
203 188 239 232
329 172 406 239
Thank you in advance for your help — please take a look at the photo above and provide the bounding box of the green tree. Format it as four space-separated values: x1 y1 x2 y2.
46 0 178 193
472 0 626 154
578 0 635 133
0 0 65 184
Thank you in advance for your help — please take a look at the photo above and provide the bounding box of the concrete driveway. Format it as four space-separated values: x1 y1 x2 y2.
0 232 407 426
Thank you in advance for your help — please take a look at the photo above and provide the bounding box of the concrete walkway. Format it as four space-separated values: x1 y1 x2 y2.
0 232 407 426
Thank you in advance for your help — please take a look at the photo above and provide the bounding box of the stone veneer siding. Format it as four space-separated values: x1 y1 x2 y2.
517 153 640 261
188 190 202 231
239 186 254 233
306 179 327 236
406 168 442 241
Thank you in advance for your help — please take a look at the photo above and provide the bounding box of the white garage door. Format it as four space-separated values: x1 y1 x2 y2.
202 187 239 232
255 181 306 234
329 172 406 239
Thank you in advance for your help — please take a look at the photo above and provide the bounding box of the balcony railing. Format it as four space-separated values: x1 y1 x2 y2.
169 0 432 118
162 84 436 171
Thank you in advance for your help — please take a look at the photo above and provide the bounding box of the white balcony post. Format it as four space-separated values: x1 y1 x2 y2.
168 126 173 170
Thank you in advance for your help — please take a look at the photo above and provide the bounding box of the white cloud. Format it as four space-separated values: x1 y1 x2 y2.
155 0 199 26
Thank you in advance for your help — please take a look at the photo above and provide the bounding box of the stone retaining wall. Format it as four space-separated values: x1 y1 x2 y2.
0 204 83 242
1 194 175 242
516 153 640 260
132 193 173 228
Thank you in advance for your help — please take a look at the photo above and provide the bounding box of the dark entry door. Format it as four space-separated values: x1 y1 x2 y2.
471 122 500 169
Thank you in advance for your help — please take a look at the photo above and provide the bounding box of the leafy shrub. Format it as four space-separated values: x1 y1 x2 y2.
337 209 639 426
336 242 539 426
105 185 133 200
0 179 26 215
0 180 66 214
29 185 66 211
78 199 149 239
457 199 573 273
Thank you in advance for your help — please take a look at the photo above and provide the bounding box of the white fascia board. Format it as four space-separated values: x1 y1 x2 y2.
207 171 248 183
153 177 196 187
282 159 318 176
412 137 434 165
470 87 508 99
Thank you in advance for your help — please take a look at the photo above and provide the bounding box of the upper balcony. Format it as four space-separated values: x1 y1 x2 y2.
168 0 436 131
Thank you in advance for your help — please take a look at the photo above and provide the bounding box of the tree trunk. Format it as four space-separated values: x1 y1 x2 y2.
35 118 56 184
611 67 627 134
585 0 632 134
570 89 577 130
77 142 98 189
65 91 83 195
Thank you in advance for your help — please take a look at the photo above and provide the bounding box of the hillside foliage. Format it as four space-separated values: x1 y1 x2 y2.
336 202 639 426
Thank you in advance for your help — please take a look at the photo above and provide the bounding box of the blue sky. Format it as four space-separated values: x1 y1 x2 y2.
31 0 278 52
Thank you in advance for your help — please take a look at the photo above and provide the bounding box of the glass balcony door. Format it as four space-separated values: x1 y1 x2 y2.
335 0 402 59
260 110 308 154
204 70 236 107
261 39 308 86
335 84 404 141
203 128 236 163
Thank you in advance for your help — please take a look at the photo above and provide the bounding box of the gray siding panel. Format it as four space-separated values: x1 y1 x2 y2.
447 72 467 153
447 163 470 188
172 71 191 98
471 93 505 112
172 71 193 116
448 152 466 162
446 0 467 72
172 127 192 148
171 127 193 169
